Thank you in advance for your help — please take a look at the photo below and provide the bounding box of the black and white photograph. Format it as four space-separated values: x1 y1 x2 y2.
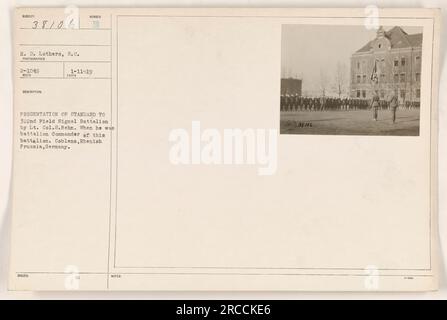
280 25 423 136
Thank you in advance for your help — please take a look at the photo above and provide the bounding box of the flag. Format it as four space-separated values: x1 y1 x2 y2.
370 59 379 84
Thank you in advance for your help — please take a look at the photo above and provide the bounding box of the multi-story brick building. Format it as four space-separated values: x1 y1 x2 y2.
281 77 302 96
350 26 422 105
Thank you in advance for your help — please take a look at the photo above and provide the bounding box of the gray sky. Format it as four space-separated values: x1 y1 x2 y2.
281 25 423 97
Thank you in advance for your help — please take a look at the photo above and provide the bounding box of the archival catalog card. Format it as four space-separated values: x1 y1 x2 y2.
9 7 441 291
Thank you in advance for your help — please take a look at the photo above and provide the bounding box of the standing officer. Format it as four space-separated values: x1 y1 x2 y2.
319 96 325 111
389 91 398 124
371 91 380 121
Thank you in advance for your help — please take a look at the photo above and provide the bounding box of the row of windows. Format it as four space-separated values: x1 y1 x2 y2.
356 90 367 98
355 72 421 84
392 72 422 83
356 55 421 70
355 89 421 99
394 55 421 67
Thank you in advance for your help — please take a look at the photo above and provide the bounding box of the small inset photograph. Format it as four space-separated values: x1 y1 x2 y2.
280 25 423 136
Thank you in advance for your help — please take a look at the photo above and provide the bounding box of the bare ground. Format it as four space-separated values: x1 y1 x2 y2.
280 109 420 136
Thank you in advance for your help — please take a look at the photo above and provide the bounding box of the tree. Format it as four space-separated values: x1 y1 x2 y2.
333 62 349 98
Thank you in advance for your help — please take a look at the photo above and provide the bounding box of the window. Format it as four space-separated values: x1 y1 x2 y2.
415 73 421 82
415 56 421 63
394 59 399 67
400 90 406 99
357 75 361 84
380 73 386 82
363 75 367 83
394 73 399 83
357 61 360 70
357 90 361 98
378 44 382 49
401 57 406 66
380 90 385 98
362 90 366 98
400 73 406 83
416 89 421 98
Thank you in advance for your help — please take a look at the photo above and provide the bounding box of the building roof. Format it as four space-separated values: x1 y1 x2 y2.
355 26 422 53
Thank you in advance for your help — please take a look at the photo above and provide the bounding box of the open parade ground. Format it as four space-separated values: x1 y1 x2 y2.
280 109 420 136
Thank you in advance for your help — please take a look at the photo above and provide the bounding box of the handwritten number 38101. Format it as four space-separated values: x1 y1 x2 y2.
31 19 76 29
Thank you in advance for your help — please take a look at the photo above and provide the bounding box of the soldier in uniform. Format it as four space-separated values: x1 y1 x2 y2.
319 96 325 111
389 91 398 124
293 93 299 111
285 93 290 111
371 91 380 121
288 94 293 111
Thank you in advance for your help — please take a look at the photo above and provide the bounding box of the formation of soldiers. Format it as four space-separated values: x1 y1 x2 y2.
280 94 420 112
